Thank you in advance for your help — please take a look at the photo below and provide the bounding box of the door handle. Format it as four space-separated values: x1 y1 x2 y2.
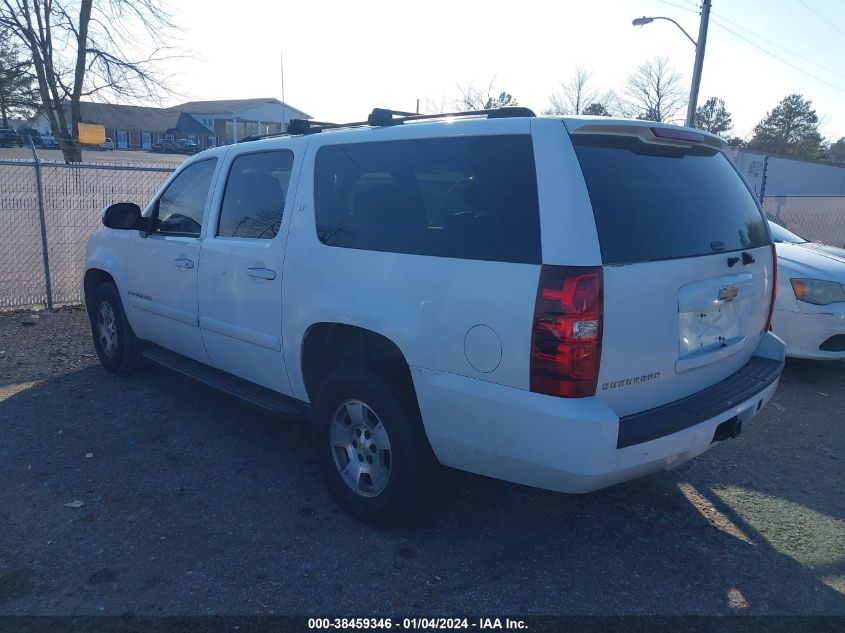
173 257 194 269
246 267 276 280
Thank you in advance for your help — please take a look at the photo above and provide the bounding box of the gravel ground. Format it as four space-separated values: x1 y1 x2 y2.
0 308 843 616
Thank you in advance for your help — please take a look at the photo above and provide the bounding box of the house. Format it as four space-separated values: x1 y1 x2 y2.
33 97 310 151
175 98 311 145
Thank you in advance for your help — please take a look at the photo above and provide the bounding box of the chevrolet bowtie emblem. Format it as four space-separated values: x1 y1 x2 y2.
719 284 739 302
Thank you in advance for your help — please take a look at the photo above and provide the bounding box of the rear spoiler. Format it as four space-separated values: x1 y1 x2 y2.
565 122 725 151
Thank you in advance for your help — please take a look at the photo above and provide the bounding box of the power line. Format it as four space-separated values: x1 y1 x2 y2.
796 0 845 38
709 17 845 93
711 10 845 80
656 0 699 15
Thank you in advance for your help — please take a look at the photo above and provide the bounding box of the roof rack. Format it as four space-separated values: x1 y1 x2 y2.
237 106 536 142
366 106 536 127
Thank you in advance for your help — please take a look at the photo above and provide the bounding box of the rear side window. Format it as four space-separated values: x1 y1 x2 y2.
571 134 770 265
314 135 541 264
218 150 294 239
155 159 217 237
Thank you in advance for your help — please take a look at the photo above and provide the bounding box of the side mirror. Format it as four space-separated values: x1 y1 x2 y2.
102 202 144 230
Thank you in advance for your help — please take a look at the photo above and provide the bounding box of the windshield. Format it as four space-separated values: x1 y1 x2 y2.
571 133 771 265
768 221 807 244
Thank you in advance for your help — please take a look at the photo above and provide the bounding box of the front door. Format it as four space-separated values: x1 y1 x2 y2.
123 158 219 363
141 132 152 150
116 130 129 149
198 148 297 394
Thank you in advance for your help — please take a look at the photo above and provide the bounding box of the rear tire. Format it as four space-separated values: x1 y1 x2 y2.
312 366 436 525
88 282 143 373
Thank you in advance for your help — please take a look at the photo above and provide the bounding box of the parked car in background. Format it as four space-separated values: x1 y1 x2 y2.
174 139 199 155
150 138 199 155
770 221 845 360
40 133 58 148
83 109 785 523
150 139 175 153
17 127 42 147
99 138 115 151
0 128 23 147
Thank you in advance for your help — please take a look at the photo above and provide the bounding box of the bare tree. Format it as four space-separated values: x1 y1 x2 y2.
455 77 518 111
0 0 178 162
456 81 487 111
421 92 448 115
546 66 597 115
624 56 687 124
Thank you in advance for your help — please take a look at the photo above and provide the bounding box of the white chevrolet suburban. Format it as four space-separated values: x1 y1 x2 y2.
83 108 786 523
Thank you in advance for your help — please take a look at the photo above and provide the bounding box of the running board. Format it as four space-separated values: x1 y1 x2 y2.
141 346 308 416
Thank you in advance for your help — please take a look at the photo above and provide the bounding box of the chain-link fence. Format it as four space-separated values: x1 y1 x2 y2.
1 159 174 310
762 196 845 249
2 159 844 311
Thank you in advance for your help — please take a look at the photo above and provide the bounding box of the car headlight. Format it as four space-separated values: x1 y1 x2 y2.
790 278 845 305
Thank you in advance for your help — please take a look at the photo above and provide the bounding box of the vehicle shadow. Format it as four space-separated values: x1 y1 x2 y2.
0 359 843 616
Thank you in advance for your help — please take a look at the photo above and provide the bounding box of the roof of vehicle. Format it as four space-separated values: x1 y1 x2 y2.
229 108 725 151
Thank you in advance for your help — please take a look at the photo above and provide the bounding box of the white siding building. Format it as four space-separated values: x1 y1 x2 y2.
176 98 311 145
728 148 845 197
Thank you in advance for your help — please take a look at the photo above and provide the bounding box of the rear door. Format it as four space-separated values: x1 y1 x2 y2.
197 147 300 394
564 122 774 417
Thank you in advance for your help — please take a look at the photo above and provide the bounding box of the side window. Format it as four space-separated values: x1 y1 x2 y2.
154 159 217 237
218 150 294 239
314 136 541 264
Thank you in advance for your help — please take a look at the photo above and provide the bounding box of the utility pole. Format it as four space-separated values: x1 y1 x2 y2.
685 0 711 128
280 51 287 131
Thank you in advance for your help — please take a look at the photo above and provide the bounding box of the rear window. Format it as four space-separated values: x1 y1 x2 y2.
314 135 541 264
571 134 770 265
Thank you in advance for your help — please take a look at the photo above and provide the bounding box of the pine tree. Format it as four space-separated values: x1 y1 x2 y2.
694 97 733 135
749 94 825 159
0 29 39 128
828 138 845 164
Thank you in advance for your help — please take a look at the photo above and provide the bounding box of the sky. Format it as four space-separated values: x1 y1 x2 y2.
160 0 845 141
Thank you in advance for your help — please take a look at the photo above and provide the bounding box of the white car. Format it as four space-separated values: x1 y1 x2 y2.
770 221 845 360
99 138 115 151
82 108 785 523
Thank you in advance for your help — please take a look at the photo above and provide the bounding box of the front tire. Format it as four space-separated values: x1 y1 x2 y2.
312 366 435 525
88 282 143 373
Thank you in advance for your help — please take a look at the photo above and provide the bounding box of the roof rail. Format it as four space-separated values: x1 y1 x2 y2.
237 106 536 142
237 131 288 143
367 106 536 126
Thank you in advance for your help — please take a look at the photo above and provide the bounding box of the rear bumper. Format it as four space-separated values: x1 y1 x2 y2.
616 356 783 448
412 332 786 493
773 307 845 360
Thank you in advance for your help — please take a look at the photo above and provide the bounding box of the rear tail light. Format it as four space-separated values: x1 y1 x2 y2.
766 243 778 331
530 266 603 398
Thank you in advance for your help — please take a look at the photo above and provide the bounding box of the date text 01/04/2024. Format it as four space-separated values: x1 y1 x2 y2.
307 617 528 630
